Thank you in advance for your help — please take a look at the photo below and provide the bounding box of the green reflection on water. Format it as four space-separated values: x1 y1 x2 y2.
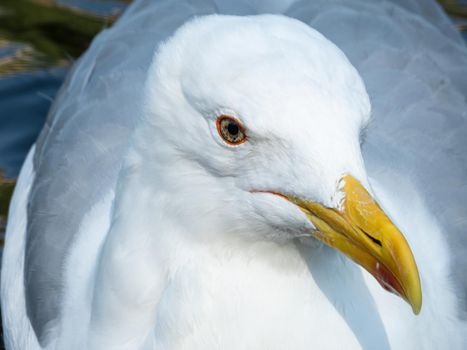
0 172 15 242
0 0 119 76
439 0 467 17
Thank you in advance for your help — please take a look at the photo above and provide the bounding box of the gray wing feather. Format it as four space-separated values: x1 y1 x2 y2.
25 0 467 343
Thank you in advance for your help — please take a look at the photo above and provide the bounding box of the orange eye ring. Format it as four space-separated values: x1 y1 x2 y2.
216 115 247 145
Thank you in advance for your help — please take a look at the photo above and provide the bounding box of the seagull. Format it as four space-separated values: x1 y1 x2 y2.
2 0 467 349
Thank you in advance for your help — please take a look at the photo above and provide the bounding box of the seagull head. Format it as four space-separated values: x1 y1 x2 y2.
136 15 421 314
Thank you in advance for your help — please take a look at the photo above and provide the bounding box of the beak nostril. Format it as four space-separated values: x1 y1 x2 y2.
362 230 383 247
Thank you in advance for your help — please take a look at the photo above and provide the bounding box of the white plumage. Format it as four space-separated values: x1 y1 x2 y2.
2 0 467 349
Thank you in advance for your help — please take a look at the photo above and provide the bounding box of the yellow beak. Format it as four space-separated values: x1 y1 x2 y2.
289 175 422 314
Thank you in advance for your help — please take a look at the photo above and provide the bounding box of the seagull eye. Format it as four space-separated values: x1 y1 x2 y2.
216 115 246 145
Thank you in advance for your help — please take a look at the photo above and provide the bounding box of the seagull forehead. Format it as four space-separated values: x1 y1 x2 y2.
165 15 371 130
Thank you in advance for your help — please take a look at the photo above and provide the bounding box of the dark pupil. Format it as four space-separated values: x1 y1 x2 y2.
227 121 239 136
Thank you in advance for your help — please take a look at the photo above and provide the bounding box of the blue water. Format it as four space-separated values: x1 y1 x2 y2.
0 1 466 178
0 0 127 177
0 69 67 176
